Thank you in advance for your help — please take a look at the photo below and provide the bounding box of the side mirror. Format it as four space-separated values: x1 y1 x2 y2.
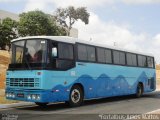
52 47 57 58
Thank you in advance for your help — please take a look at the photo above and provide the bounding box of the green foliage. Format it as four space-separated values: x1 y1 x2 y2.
0 18 18 50
55 6 90 35
18 10 66 36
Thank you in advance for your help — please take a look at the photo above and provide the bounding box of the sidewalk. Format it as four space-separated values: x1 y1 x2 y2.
0 89 34 109
0 102 33 109
146 109 160 114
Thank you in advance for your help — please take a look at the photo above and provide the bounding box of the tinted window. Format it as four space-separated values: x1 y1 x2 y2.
113 51 120 64
138 55 147 67
119 52 125 65
78 44 87 61
58 43 73 59
105 49 112 63
87 46 96 62
97 48 105 63
126 53 137 66
147 57 154 68
113 51 125 65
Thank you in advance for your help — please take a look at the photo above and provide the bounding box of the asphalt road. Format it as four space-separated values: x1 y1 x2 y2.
0 91 160 120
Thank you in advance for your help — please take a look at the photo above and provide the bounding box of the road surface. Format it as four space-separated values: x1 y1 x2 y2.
0 91 160 120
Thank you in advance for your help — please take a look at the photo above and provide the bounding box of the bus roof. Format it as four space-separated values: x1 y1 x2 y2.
11 36 154 57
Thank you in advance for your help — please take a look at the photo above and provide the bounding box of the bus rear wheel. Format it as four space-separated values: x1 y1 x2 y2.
136 83 143 98
35 102 48 107
69 85 84 107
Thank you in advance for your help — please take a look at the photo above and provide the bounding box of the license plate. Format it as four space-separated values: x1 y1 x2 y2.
17 93 24 98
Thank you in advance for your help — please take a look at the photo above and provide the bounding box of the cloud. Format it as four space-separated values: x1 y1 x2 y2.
51 0 115 8
122 0 160 4
73 12 160 63
0 0 22 2
23 0 115 12
74 12 143 47
153 34 160 45
22 0 160 13
23 0 53 12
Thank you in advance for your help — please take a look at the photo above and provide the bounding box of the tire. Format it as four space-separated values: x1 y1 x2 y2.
69 85 84 107
136 84 143 98
35 102 48 107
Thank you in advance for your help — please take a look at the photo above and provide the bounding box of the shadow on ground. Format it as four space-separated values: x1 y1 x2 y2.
16 91 160 112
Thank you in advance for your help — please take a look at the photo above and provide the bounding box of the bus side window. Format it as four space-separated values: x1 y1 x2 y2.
147 57 154 68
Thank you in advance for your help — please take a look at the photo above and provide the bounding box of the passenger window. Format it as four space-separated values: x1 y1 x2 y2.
147 57 154 68
126 53 137 66
58 43 73 59
51 42 75 70
105 49 112 63
87 46 96 62
78 44 95 62
113 51 120 64
113 51 125 65
119 52 125 65
138 55 147 67
97 48 105 63
77 44 87 61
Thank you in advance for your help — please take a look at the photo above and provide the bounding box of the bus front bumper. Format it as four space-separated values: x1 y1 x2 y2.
5 89 69 103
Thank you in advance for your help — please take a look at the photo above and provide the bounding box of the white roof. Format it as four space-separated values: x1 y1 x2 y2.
11 36 154 57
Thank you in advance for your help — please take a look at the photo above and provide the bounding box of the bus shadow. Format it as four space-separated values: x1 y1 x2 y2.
16 92 160 112
16 91 160 112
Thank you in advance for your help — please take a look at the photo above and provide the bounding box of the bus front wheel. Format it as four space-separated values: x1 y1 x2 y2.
69 85 84 107
136 83 143 98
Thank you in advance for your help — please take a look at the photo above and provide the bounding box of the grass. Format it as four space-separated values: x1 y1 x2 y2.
0 89 18 104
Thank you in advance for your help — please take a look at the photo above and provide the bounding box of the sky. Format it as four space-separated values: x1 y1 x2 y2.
1 0 160 63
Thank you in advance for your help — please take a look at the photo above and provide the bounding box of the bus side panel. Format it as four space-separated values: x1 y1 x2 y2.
74 62 156 99
41 62 155 102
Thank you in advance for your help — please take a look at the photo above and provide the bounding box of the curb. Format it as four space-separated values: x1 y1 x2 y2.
0 102 34 109
146 109 160 114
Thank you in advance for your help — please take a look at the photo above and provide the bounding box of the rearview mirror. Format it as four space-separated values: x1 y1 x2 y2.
52 47 57 57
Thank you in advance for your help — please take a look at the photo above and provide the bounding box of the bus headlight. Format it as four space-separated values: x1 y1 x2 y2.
27 94 41 100
32 94 36 100
27 95 31 100
6 93 15 98
11 93 15 98
6 93 9 97
36 95 40 100
9 93 12 97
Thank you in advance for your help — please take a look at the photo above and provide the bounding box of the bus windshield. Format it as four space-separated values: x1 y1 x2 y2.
10 39 47 69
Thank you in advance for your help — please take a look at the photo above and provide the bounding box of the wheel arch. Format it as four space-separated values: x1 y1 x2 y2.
71 83 84 96
138 82 144 93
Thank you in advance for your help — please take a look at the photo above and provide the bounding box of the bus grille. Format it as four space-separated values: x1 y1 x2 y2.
6 78 40 88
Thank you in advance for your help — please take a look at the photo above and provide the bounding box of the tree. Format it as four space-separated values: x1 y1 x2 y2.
0 18 18 50
54 6 90 36
18 10 66 36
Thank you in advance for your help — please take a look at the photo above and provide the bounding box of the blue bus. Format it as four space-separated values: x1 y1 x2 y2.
5 36 156 107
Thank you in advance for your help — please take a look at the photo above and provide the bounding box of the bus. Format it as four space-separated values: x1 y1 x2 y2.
5 36 156 107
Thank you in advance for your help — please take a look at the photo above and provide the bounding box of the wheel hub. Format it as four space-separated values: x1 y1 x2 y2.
71 89 80 103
